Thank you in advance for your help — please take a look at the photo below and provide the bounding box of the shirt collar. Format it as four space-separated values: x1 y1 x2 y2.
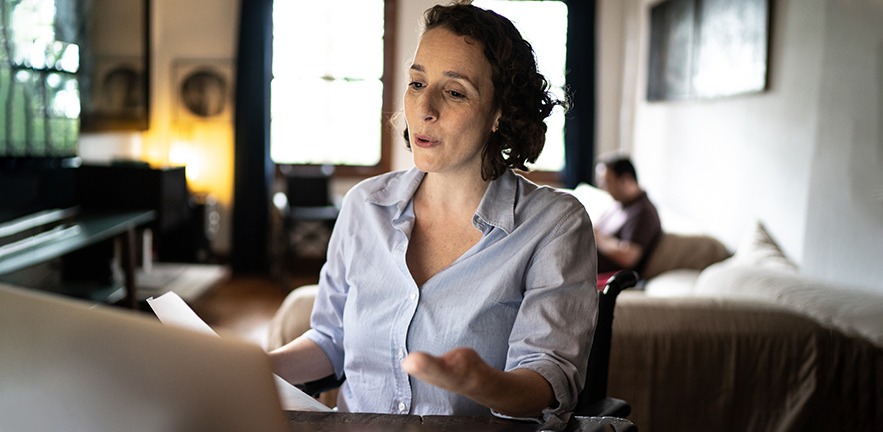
366 167 517 235
474 169 517 235
367 167 425 219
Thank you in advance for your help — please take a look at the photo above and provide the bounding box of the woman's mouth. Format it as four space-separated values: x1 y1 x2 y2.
412 134 439 148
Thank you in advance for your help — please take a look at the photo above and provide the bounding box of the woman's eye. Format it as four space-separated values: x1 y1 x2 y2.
448 90 465 99
409 82 424 90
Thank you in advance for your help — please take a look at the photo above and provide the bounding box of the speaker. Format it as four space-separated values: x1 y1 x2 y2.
76 163 191 233
155 194 218 263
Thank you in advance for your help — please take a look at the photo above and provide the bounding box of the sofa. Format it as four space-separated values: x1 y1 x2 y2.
561 183 882 432
267 184 883 432
606 224 882 432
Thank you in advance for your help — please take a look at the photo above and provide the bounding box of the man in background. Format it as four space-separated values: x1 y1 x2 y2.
594 155 662 275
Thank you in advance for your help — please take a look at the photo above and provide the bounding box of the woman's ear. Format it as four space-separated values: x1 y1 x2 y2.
492 111 502 132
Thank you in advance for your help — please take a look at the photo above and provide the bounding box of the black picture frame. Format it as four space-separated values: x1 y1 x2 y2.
79 0 151 131
647 0 771 101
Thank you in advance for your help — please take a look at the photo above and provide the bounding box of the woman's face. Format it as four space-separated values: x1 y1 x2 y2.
404 27 501 177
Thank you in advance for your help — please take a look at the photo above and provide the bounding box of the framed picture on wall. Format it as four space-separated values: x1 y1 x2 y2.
647 0 770 101
81 56 149 130
78 0 150 132
172 59 234 122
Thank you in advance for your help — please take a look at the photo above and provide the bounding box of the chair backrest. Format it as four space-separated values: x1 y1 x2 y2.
283 164 334 207
573 270 639 415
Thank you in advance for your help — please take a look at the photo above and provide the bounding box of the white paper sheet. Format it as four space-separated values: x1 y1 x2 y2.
146 291 331 412
146 290 217 336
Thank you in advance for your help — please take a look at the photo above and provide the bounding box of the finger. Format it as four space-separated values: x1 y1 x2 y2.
401 351 440 377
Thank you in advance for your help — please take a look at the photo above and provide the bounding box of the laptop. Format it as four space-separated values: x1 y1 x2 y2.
0 283 289 432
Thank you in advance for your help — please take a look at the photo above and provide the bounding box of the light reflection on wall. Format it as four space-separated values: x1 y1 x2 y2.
155 122 234 208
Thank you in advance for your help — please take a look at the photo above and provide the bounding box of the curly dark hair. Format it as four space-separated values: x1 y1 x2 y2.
404 1 568 180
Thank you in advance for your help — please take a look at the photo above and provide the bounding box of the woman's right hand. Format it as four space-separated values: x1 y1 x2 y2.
269 336 335 386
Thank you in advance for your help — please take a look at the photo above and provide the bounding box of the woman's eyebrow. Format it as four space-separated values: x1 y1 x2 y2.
409 64 479 89
443 70 476 86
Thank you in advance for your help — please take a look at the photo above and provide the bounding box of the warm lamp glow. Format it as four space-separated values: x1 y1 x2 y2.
139 133 170 167
168 141 201 184
148 121 234 208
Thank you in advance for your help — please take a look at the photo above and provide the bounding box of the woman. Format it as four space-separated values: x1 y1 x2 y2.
270 2 597 428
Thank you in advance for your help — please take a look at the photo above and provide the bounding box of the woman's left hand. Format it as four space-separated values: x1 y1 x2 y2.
402 347 554 417
401 347 487 394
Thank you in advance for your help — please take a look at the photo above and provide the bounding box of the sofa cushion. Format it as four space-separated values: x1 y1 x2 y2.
641 233 731 279
695 261 883 348
643 269 701 296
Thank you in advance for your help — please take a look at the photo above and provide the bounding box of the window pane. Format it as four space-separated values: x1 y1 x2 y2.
271 77 382 166
473 0 568 172
272 0 384 166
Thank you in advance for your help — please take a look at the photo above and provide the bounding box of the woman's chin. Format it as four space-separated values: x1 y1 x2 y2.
411 154 440 173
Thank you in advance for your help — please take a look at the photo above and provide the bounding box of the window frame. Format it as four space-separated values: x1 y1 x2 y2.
271 0 396 178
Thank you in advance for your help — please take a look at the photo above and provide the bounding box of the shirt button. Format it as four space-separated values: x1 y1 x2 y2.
398 401 407 412
398 349 406 360
409 292 417 302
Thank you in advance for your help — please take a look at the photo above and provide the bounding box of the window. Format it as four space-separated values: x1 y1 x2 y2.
271 0 391 173
1 0 80 156
474 0 568 173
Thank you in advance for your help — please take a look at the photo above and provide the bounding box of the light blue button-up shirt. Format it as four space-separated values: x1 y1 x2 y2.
304 167 598 426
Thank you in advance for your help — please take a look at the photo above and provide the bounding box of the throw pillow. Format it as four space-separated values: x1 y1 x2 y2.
641 233 731 280
568 183 614 223
733 220 797 271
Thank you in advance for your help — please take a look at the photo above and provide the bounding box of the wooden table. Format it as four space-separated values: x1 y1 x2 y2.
285 411 636 432
0 210 155 308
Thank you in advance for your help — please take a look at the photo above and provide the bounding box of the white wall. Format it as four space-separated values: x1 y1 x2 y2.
610 0 883 292
596 0 633 158
801 0 883 289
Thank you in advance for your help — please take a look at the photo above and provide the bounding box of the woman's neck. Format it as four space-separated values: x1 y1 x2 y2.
416 171 491 216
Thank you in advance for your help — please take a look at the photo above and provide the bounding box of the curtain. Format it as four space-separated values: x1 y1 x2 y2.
562 0 597 189
231 0 273 274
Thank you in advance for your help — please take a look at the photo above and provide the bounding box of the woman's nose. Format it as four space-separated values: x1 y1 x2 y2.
417 90 439 122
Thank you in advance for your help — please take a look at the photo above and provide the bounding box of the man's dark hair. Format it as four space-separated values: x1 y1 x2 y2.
603 156 638 182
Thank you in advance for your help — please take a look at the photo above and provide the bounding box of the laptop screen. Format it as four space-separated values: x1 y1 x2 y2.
0 283 288 431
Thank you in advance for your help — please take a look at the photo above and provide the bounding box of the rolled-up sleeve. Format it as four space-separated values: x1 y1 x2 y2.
506 199 598 424
303 194 354 378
